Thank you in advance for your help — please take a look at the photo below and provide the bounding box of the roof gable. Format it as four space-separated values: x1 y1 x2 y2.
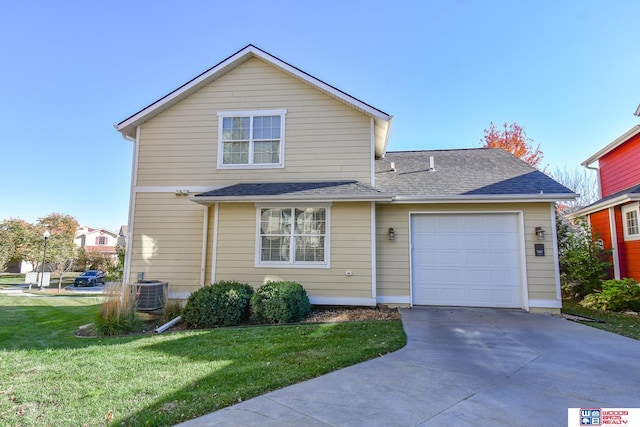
582 125 640 166
115 44 393 157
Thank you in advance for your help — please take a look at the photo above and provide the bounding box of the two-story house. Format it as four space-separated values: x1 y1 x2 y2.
573 125 640 280
116 45 575 312
75 226 119 260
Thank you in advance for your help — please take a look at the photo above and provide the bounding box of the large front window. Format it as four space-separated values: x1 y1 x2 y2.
258 207 327 266
218 110 285 167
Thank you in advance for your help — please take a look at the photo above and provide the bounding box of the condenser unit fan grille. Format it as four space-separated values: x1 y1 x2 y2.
135 281 167 311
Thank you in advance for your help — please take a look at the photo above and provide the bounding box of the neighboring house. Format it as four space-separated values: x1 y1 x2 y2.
117 225 128 251
573 125 640 280
75 226 119 259
115 45 575 312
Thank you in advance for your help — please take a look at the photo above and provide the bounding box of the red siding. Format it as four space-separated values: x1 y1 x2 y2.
589 210 615 280
616 205 640 281
589 210 612 249
622 240 640 280
599 133 640 197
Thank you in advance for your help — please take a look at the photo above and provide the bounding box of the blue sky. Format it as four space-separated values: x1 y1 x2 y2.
1 0 638 232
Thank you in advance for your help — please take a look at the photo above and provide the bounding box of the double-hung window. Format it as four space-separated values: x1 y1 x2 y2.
622 203 640 241
257 206 328 267
217 109 286 168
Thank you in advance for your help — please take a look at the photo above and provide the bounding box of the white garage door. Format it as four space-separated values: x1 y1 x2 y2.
411 213 523 308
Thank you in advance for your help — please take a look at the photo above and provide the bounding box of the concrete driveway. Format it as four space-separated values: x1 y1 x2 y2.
177 307 640 426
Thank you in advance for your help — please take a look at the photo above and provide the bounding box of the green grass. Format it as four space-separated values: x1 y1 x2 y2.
0 295 406 426
0 272 78 287
562 299 640 340
0 274 25 285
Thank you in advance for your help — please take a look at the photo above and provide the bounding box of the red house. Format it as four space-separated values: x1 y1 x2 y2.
575 125 640 280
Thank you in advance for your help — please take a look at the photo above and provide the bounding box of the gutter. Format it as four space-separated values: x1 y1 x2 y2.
569 194 640 218
190 194 394 204
390 193 577 204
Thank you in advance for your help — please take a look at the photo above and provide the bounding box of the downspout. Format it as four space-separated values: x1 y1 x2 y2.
211 202 220 284
550 204 562 302
370 201 377 303
200 205 210 287
583 161 602 199
122 127 140 288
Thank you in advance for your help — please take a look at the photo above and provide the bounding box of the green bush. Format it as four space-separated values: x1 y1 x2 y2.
580 278 640 312
250 281 312 324
557 215 612 299
182 281 254 328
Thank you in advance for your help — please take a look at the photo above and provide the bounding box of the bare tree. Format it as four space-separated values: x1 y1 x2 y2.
550 166 599 213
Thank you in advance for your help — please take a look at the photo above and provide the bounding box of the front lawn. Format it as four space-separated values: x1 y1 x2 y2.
562 299 640 340
0 295 406 426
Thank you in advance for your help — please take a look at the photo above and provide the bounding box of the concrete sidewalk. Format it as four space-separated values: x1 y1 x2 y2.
176 307 640 426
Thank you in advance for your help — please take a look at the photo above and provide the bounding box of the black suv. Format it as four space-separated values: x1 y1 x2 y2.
74 270 106 287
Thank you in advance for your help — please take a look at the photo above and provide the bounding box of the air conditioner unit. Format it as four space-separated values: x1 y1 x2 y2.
135 281 167 311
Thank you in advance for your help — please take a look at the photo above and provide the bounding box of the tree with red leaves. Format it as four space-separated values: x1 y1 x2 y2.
481 122 543 169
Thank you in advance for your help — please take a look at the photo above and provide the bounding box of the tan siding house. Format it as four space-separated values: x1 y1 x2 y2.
116 45 574 312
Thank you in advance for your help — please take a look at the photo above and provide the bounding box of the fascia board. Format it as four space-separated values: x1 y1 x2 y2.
391 194 577 203
115 46 255 136
375 116 394 158
581 125 640 166
570 194 640 218
248 46 391 121
190 194 394 204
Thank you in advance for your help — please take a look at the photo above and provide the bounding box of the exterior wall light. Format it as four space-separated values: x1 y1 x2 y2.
388 227 395 241
535 226 545 241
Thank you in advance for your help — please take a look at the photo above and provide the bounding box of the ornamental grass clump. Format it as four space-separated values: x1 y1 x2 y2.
93 282 143 336
182 281 254 328
251 281 312 324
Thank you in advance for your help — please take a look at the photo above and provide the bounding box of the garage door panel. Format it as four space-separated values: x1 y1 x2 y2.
411 213 523 308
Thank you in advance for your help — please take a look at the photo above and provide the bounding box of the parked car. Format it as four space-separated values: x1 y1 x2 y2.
74 270 106 287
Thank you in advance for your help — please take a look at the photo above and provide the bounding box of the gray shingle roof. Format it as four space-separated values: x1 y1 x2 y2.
375 148 575 198
576 183 640 213
194 180 391 201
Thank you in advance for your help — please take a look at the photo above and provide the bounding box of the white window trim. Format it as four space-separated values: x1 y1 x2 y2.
255 204 331 269
217 109 286 169
621 202 640 241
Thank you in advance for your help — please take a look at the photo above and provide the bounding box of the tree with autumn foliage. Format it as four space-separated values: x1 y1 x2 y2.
481 122 543 169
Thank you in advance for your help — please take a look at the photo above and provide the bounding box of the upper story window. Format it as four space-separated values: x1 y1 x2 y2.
217 109 286 168
96 236 107 245
622 203 640 241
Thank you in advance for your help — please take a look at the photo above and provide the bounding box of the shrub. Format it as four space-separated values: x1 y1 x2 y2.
557 215 612 299
580 278 640 312
250 281 312 324
94 283 143 336
182 281 254 328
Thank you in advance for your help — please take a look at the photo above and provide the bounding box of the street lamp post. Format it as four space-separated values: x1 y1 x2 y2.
39 230 50 290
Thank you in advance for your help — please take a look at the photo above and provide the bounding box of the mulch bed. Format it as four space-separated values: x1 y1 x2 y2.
77 306 401 337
